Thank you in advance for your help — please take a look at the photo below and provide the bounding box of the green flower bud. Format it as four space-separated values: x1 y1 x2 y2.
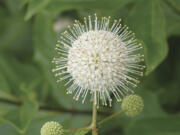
41 121 64 135
122 94 144 117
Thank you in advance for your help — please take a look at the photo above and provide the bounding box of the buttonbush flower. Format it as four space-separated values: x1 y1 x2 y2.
122 94 144 117
41 121 64 135
52 14 145 107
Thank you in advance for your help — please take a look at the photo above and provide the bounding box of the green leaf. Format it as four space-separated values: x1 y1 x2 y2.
0 56 21 91
0 123 20 135
0 73 10 92
25 0 51 20
75 129 90 135
0 101 17 116
0 92 38 134
0 12 33 58
49 0 134 18
127 115 180 135
165 0 180 12
81 0 132 8
126 0 168 75
33 10 73 108
0 111 70 135
48 0 133 10
25 0 134 20
0 55 41 96
162 0 180 37
0 14 28 49
20 0 29 9
5 0 21 14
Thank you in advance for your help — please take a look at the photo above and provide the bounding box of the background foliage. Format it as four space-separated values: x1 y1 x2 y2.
0 0 180 134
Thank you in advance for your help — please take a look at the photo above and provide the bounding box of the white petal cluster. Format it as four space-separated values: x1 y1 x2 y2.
52 14 145 107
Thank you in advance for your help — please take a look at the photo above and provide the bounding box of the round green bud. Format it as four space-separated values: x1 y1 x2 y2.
41 121 64 135
122 94 144 117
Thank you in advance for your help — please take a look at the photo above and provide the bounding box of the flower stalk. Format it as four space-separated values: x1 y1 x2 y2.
91 101 98 135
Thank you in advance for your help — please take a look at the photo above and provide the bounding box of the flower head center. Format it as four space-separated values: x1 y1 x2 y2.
67 30 126 91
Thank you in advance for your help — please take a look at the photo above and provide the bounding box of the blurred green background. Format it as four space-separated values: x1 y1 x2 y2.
0 0 180 135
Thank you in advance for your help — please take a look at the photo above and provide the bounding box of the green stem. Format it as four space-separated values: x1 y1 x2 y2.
64 126 91 133
98 110 124 126
91 101 98 135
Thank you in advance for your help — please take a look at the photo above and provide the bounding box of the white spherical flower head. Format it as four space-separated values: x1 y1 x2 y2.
68 31 125 90
52 14 145 107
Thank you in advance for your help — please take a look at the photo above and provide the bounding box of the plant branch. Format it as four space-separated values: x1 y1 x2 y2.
98 110 124 126
0 97 112 116
64 126 91 133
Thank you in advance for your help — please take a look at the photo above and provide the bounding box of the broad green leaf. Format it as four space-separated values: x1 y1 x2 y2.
25 0 134 20
0 123 20 135
0 90 18 104
75 129 90 135
0 102 17 116
0 56 21 91
0 91 38 134
126 0 168 75
0 73 10 92
127 115 180 135
162 1 180 37
33 11 73 108
0 55 41 97
5 0 21 14
165 0 180 12
0 89 19 116
0 12 33 60
0 112 70 135
47 0 133 11
47 0 134 18
20 0 29 9
25 0 50 20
